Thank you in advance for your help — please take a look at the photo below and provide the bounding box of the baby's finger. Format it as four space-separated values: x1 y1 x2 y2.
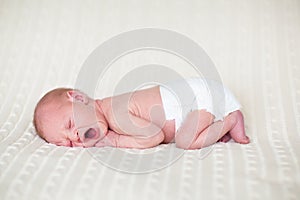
94 139 107 147
95 132 118 147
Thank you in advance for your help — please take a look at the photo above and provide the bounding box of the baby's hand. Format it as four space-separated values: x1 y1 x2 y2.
95 130 118 147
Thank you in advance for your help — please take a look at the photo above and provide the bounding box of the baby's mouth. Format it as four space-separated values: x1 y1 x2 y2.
84 128 98 140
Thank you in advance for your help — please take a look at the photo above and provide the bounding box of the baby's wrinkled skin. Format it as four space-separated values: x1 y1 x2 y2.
34 86 250 149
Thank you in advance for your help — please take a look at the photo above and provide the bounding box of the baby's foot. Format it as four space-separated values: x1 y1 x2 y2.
236 135 250 144
229 126 250 144
228 111 250 144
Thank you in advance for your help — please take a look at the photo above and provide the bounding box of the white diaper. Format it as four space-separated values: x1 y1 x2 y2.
159 77 241 131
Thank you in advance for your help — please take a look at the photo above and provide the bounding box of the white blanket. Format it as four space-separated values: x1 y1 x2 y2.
0 0 299 199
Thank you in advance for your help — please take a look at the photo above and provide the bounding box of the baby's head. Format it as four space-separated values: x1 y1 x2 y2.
33 88 108 147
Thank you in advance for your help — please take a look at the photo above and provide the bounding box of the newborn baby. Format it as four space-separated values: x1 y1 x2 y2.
33 77 250 149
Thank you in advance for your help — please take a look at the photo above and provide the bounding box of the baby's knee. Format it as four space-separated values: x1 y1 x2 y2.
175 136 197 149
228 110 239 122
175 140 191 149
226 110 244 130
175 139 203 150
231 110 244 122
190 109 215 127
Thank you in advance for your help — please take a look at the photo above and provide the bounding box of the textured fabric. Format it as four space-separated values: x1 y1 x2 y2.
0 0 300 200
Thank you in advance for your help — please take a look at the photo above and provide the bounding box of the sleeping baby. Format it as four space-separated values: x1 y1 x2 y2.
33 77 250 149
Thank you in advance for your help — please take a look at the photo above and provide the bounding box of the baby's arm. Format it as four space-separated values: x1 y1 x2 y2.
95 129 164 149
110 111 165 139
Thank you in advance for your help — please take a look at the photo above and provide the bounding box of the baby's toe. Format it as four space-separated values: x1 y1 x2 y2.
240 136 250 144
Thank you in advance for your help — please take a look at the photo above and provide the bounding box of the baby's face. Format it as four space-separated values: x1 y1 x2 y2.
41 90 107 147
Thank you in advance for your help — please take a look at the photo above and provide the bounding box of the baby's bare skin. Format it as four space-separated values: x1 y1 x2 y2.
34 83 250 149
96 86 176 148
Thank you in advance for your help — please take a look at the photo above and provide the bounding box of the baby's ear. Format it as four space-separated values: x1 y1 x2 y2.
66 90 89 104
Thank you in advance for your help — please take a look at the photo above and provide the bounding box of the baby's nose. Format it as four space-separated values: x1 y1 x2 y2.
69 130 84 147
70 129 81 142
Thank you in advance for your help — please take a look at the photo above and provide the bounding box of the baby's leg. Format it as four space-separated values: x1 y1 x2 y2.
187 113 238 149
175 110 214 149
228 110 249 144
217 111 249 143
184 111 249 149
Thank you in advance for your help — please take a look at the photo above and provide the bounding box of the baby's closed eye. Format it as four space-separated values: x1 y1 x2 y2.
68 119 75 129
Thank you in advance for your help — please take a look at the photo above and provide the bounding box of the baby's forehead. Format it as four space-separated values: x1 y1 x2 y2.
42 97 62 110
40 97 70 119
41 102 71 129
